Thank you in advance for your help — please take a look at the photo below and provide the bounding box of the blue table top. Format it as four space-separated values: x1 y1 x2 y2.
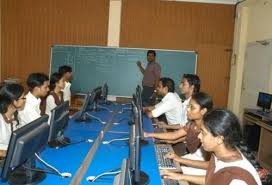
0 103 161 185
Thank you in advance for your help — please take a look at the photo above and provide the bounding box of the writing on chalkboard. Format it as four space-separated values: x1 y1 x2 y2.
50 45 197 96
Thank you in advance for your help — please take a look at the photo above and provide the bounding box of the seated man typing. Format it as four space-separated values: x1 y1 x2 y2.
144 77 183 126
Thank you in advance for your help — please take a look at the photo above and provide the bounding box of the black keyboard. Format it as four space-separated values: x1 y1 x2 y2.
155 144 176 170
162 179 181 185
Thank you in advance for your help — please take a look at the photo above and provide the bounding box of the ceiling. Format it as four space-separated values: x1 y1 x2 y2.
164 0 239 5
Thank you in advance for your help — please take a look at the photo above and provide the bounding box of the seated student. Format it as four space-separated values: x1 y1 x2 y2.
0 84 26 157
158 74 201 130
161 109 262 185
45 72 65 117
58 65 72 103
145 92 213 175
144 77 183 125
18 73 49 126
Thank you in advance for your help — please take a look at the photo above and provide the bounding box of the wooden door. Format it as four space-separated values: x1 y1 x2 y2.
197 44 232 107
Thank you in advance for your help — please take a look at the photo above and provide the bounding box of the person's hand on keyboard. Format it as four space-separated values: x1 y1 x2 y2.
157 121 167 128
144 131 151 138
164 152 179 161
143 106 153 112
160 169 182 181
157 121 168 128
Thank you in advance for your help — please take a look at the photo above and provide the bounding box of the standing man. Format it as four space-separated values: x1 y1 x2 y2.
137 50 161 106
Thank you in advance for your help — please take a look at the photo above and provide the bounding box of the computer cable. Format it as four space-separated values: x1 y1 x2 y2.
35 153 72 178
86 169 121 182
102 137 129 145
85 112 106 124
96 105 113 112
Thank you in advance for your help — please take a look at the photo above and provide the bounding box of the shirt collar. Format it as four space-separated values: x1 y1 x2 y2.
26 92 41 105
163 92 172 98
65 81 71 88
183 96 191 104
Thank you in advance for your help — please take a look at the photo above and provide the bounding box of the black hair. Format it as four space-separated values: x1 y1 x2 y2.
203 109 242 149
58 65 72 77
0 95 12 114
0 83 24 101
147 50 156 57
160 77 175 93
191 92 213 112
27 73 49 91
49 72 63 91
183 74 201 94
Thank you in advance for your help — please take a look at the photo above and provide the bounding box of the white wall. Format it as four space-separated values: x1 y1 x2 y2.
107 0 122 47
240 40 272 112
0 1 2 81
228 0 272 116
247 0 272 42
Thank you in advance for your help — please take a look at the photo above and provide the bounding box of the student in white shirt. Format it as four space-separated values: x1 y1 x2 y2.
0 84 26 157
46 72 65 117
58 65 72 103
18 73 49 126
143 77 183 125
159 74 201 130
161 109 262 185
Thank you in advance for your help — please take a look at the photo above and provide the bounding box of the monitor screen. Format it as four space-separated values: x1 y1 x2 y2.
1 115 50 184
75 92 91 122
131 97 144 140
113 159 132 185
129 97 149 184
90 86 102 102
137 105 144 141
129 123 136 171
257 92 272 111
48 101 70 147
136 85 142 111
101 83 108 101
135 89 144 141
131 98 139 126
75 86 103 122
128 123 140 184
89 86 102 112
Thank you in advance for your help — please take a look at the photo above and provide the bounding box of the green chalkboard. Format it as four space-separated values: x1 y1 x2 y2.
50 45 197 96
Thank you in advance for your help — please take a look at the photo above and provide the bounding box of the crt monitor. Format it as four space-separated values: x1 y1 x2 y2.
1 115 50 185
48 101 70 147
257 92 272 112
128 122 149 185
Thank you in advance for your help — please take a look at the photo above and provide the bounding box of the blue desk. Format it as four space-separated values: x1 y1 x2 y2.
0 103 162 185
